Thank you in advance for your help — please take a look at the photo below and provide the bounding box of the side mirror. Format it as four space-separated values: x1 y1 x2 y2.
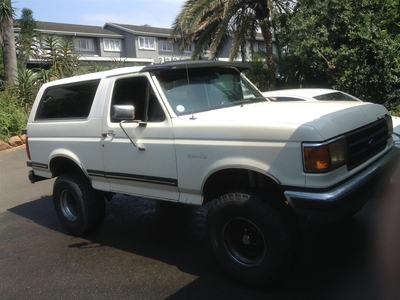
111 105 135 121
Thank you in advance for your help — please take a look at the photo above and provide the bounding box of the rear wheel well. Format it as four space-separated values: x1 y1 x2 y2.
202 169 284 205
50 157 114 201
50 157 87 179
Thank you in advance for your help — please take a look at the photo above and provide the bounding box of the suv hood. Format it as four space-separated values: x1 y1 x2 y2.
175 101 389 141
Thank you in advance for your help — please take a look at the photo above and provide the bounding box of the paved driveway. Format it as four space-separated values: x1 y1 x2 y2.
1 147 399 299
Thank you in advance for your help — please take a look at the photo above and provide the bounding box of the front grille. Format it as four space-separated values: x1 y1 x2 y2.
345 118 388 170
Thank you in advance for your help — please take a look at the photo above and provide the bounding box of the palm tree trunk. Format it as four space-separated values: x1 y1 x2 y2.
260 24 276 90
257 0 276 90
0 0 18 86
2 17 17 85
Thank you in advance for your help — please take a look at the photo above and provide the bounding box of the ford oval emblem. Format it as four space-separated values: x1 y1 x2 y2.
368 138 377 148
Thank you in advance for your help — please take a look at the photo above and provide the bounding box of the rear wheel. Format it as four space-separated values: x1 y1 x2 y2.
53 173 105 236
207 192 301 287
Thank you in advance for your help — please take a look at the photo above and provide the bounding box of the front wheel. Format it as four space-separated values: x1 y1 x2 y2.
53 173 105 236
207 193 301 287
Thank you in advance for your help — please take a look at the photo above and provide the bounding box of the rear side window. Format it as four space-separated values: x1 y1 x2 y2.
35 79 100 120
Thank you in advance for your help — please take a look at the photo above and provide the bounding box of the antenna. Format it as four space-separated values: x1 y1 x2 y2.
185 63 196 120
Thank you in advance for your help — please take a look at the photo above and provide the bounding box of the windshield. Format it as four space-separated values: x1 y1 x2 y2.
156 67 265 115
314 92 361 101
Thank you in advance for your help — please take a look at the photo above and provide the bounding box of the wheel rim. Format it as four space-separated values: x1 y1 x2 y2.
60 190 79 221
223 217 266 267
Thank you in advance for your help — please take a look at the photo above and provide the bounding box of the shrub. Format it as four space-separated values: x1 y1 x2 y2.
0 90 27 141
390 104 400 117
244 55 270 92
9 68 40 115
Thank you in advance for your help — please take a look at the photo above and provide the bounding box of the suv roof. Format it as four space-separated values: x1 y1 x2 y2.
37 61 251 89
141 60 251 73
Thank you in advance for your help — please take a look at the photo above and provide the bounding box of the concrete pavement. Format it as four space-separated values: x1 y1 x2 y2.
1 147 399 299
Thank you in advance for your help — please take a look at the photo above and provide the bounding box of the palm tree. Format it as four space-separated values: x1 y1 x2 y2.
41 35 80 79
170 0 295 89
16 8 38 66
0 0 17 85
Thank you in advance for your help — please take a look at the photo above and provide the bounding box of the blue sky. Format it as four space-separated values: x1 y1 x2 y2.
13 0 185 28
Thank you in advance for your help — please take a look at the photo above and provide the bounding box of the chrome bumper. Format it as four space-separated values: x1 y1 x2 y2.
284 146 400 223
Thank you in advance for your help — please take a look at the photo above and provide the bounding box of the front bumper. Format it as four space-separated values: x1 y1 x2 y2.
284 146 400 223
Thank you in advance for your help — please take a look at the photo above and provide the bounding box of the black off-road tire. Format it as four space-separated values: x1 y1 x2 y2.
206 192 302 287
53 173 106 236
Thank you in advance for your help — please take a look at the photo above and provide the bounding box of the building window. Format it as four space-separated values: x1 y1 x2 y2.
257 42 266 54
138 36 156 50
185 43 194 53
104 39 121 51
74 38 94 51
159 39 172 52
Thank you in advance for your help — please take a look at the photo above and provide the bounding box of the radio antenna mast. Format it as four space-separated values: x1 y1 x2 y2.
185 63 196 120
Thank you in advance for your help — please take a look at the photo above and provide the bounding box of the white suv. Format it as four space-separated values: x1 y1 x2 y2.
26 61 399 287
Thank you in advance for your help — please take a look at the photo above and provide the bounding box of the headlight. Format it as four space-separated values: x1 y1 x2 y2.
303 137 347 172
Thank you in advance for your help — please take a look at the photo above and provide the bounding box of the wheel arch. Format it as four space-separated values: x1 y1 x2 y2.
49 151 88 180
202 167 283 205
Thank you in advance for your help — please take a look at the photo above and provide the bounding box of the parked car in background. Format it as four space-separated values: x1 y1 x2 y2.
262 88 361 102
392 116 400 146
262 88 400 143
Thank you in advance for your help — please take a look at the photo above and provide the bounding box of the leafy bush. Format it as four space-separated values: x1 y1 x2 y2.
0 90 27 141
244 55 270 92
389 103 400 117
9 68 40 115
278 0 400 104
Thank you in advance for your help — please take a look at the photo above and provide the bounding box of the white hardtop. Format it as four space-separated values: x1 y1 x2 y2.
36 60 251 90
38 66 146 88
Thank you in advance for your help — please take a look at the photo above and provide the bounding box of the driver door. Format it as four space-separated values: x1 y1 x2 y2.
101 74 179 201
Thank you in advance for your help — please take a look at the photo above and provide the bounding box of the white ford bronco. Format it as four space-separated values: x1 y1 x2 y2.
26 60 399 286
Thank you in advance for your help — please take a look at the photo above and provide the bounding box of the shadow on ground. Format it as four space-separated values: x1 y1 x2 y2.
6 192 383 300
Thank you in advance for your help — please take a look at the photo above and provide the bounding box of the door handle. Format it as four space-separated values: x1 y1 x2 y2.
102 130 115 137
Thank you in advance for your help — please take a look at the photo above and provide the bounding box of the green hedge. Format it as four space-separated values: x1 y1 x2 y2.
0 91 27 141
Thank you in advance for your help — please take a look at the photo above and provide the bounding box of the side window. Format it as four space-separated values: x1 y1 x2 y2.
35 79 100 120
111 76 165 123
